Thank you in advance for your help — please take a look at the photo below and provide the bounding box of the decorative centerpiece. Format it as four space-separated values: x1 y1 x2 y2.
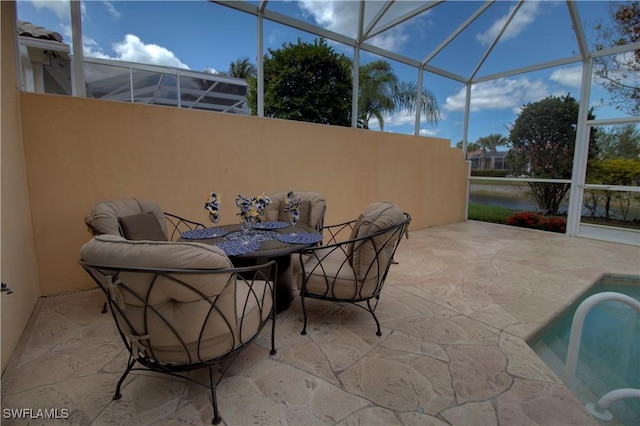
236 193 271 232
284 191 302 229
181 192 227 239
204 192 220 224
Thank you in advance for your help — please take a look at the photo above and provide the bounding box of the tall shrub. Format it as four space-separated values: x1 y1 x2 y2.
507 95 598 215
246 38 352 126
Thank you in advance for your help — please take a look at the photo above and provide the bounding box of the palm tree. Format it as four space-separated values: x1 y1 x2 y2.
228 57 256 79
358 60 440 130
456 140 481 154
477 134 507 169
358 61 397 129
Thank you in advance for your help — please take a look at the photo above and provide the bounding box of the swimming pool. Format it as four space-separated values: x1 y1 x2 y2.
531 274 640 425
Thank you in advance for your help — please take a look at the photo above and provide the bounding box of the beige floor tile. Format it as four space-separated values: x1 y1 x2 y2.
3 221 637 425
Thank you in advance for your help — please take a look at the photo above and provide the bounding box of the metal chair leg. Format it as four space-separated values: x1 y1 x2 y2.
209 366 221 425
300 292 309 335
113 356 136 400
270 293 277 355
367 299 382 336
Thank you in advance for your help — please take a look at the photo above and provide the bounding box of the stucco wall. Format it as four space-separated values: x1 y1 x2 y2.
1 1 41 372
20 90 467 296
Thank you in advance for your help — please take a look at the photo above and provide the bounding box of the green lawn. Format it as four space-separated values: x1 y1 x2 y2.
468 203 514 224
468 203 640 230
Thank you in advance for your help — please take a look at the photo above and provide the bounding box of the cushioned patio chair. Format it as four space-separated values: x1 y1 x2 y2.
265 191 327 231
79 235 277 425
296 201 411 336
85 198 208 313
84 197 205 241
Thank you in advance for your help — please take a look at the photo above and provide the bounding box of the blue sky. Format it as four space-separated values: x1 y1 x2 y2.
16 0 628 147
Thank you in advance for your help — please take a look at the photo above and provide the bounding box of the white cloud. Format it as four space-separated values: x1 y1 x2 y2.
28 1 184 69
111 35 189 69
29 0 70 20
82 35 111 59
444 77 549 113
268 28 283 48
103 1 121 19
60 17 188 69
550 65 583 88
72 30 189 69
27 0 91 21
369 29 409 52
476 1 540 45
368 110 413 130
298 0 357 36
369 109 442 135
419 128 439 137
297 0 409 51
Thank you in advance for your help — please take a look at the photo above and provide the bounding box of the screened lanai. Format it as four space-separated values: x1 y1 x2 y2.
212 0 640 245
22 0 640 245
4 2 640 423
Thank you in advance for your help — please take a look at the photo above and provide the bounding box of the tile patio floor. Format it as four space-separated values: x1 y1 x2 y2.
2 221 639 425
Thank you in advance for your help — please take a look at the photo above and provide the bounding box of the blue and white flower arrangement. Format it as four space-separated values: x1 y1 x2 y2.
285 191 302 225
236 192 271 225
204 192 220 224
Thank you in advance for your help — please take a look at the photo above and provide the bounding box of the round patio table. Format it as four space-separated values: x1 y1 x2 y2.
180 222 322 312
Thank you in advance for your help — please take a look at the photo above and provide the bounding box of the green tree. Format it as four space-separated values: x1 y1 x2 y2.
587 158 640 219
585 125 639 220
593 1 640 114
357 60 439 130
597 124 640 160
508 94 598 215
477 134 507 169
246 38 352 126
228 57 256 79
247 38 441 130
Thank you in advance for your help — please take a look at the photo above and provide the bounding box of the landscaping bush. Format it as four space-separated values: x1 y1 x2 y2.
470 170 509 177
506 211 545 228
506 211 567 233
542 217 567 233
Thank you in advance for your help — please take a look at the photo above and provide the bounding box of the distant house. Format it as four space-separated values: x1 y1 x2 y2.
468 149 509 170
17 21 248 115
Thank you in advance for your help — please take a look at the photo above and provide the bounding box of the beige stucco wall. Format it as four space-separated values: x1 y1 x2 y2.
0 0 466 367
19 93 468 296
1 1 41 373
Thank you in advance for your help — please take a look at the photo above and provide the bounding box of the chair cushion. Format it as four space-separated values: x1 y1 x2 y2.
81 235 232 303
266 191 326 230
80 235 242 362
118 212 167 241
277 199 311 226
85 198 168 238
297 247 375 299
140 278 272 363
349 202 405 281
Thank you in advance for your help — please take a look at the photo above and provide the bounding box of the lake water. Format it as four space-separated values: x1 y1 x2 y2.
470 183 640 220
470 183 543 211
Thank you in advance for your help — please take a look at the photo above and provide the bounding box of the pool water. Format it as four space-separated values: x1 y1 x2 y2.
530 275 640 425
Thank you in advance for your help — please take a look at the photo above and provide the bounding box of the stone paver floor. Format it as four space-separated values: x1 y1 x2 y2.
2 221 638 425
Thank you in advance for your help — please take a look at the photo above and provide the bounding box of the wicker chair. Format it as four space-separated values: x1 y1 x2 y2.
297 202 411 336
79 235 277 425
